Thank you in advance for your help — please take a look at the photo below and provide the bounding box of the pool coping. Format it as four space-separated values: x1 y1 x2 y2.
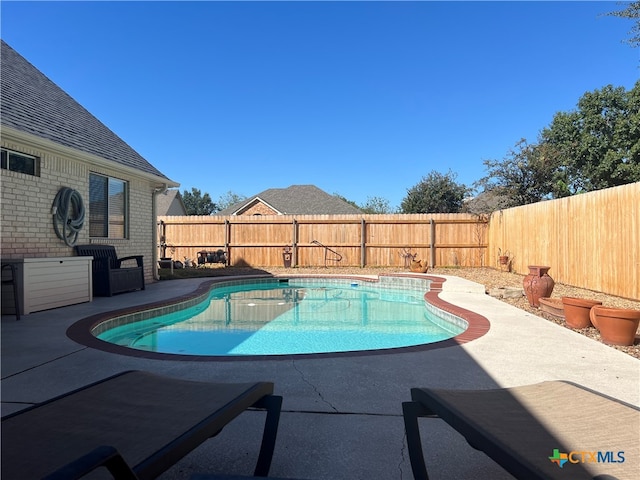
66 274 490 361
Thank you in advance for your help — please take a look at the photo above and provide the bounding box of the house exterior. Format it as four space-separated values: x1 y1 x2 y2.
156 189 187 216
216 184 363 215
1 41 178 288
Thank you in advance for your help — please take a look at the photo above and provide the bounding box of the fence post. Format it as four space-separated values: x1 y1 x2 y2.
430 218 436 268
225 219 231 266
360 218 366 267
292 219 298 267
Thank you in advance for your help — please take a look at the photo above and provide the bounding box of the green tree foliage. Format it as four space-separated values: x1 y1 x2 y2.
475 82 640 209
539 82 640 195
182 187 217 215
217 191 247 211
475 139 555 208
360 196 395 214
607 1 640 47
401 170 469 213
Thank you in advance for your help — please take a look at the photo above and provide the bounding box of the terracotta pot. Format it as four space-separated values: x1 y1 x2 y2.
538 297 565 320
523 266 555 308
590 306 640 346
409 260 428 273
589 308 599 329
561 297 602 329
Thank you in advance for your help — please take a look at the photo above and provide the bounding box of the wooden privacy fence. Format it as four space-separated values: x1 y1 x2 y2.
157 214 489 269
158 182 639 299
487 182 639 301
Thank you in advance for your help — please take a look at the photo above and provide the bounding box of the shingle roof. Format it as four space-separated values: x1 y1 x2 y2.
156 189 187 216
217 185 363 215
0 40 172 181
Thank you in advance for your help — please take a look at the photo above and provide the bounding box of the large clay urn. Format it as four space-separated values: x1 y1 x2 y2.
590 306 640 346
523 266 555 308
562 297 602 329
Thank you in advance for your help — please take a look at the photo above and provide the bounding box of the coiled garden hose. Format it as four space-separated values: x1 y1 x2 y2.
52 187 85 247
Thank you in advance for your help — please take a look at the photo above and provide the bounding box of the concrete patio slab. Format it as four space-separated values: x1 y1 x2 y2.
2 274 638 479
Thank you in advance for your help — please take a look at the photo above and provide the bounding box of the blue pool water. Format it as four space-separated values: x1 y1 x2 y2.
97 280 466 356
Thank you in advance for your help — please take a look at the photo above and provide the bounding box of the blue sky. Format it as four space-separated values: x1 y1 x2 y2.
2 1 638 210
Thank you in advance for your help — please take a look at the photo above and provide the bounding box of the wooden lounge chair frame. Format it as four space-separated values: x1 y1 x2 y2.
74 244 145 296
403 381 639 480
1 370 282 480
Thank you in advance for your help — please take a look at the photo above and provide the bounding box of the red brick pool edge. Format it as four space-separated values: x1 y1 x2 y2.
66 274 490 361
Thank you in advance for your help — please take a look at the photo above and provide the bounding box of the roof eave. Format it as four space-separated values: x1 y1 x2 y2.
1 125 179 188
234 196 284 215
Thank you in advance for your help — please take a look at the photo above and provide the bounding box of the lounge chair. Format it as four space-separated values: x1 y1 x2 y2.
31 446 302 480
403 381 639 480
1 370 282 480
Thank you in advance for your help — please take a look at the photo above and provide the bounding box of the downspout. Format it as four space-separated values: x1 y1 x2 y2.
152 184 169 280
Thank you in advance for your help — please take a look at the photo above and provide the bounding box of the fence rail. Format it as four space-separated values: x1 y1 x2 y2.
157 213 488 269
158 182 639 300
486 182 639 300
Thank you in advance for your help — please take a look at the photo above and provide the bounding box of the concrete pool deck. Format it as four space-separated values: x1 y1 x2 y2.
2 274 638 479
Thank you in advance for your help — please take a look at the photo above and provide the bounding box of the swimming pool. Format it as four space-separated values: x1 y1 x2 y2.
92 277 468 356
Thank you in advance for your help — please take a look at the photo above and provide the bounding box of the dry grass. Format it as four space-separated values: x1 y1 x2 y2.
159 264 640 359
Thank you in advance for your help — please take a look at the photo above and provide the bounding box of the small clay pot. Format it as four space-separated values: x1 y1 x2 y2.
409 260 428 273
561 297 602 329
590 306 640 346
589 308 599 329
539 297 565 319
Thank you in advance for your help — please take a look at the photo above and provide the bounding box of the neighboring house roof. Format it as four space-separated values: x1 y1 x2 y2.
156 189 187 216
463 189 514 214
217 185 363 215
0 40 175 184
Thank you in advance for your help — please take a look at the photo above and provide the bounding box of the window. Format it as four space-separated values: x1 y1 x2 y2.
89 173 128 238
1 148 40 176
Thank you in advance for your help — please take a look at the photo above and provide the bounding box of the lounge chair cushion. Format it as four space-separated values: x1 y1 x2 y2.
404 381 639 480
1 370 281 480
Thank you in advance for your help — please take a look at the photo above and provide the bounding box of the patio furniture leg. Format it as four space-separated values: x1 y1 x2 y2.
402 401 433 480
252 394 283 477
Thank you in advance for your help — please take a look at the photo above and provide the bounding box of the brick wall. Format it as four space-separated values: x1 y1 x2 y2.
1 137 158 285
240 201 278 215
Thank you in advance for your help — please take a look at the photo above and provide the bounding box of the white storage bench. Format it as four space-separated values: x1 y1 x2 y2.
1 257 93 315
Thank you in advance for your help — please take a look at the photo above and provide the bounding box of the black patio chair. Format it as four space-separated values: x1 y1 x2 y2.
74 244 144 296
